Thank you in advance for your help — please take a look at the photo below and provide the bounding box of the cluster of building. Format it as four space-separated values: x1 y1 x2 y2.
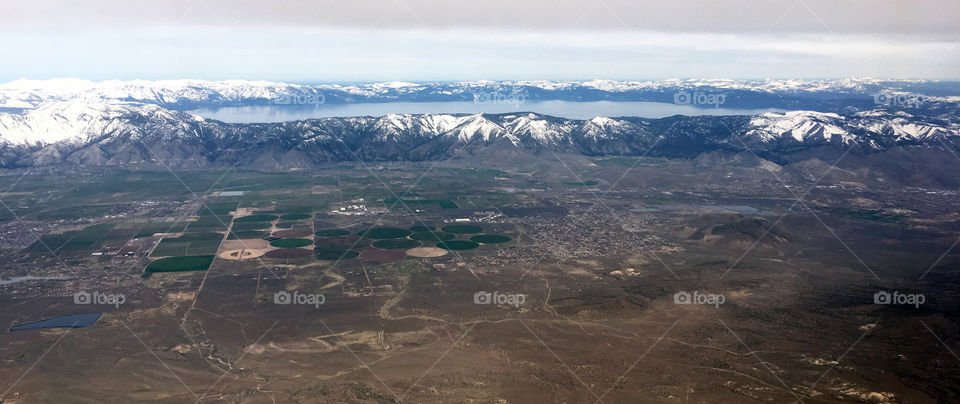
330 198 387 216
513 209 667 261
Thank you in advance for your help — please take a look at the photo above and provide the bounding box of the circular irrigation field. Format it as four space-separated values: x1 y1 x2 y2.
357 227 412 239
372 238 421 250
410 231 455 242
315 236 365 260
409 225 436 232
147 255 215 272
231 221 272 230
470 234 512 244
315 244 360 260
269 238 313 248
441 224 483 234
279 213 311 220
219 249 266 261
275 221 306 229
272 229 312 238
315 229 351 237
436 240 480 250
405 247 448 258
316 236 370 248
264 248 313 259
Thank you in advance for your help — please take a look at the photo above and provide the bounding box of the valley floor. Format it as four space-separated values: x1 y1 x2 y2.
0 156 958 403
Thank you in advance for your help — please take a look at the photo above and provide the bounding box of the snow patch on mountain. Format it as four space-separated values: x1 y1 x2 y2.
501 113 571 144
746 111 853 143
371 113 462 141
857 114 960 141
1 101 134 145
446 114 504 142
580 117 635 141
0 100 210 147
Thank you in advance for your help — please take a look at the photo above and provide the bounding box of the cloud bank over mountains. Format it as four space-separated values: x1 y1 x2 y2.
0 0 957 81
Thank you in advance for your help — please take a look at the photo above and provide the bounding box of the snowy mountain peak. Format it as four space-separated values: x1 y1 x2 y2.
746 111 851 143
448 113 503 142
502 114 570 144
0 101 138 145
581 116 634 141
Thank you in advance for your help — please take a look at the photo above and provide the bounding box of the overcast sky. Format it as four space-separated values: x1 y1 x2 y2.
1 0 958 82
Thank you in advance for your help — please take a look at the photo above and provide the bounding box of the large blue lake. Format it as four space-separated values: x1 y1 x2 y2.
189 101 782 123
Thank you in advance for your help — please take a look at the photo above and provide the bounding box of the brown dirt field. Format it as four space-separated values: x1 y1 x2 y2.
219 248 267 260
222 239 270 250
166 291 197 302
359 247 406 263
405 247 448 258
264 248 313 259
272 229 313 238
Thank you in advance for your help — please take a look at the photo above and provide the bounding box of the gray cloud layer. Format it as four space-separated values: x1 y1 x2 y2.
1 0 957 81
3 0 958 36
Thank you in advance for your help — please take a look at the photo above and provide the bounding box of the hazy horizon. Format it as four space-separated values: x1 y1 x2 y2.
3 77 959 86
1 0 957 82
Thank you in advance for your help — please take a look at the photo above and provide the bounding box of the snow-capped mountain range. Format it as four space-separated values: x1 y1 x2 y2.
2 78 958 111
743 110 960 146
0 99 958 170
0 78 958 173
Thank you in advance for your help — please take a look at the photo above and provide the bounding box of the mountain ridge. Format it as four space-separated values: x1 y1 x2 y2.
3 78 959 113
1 101 958 172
